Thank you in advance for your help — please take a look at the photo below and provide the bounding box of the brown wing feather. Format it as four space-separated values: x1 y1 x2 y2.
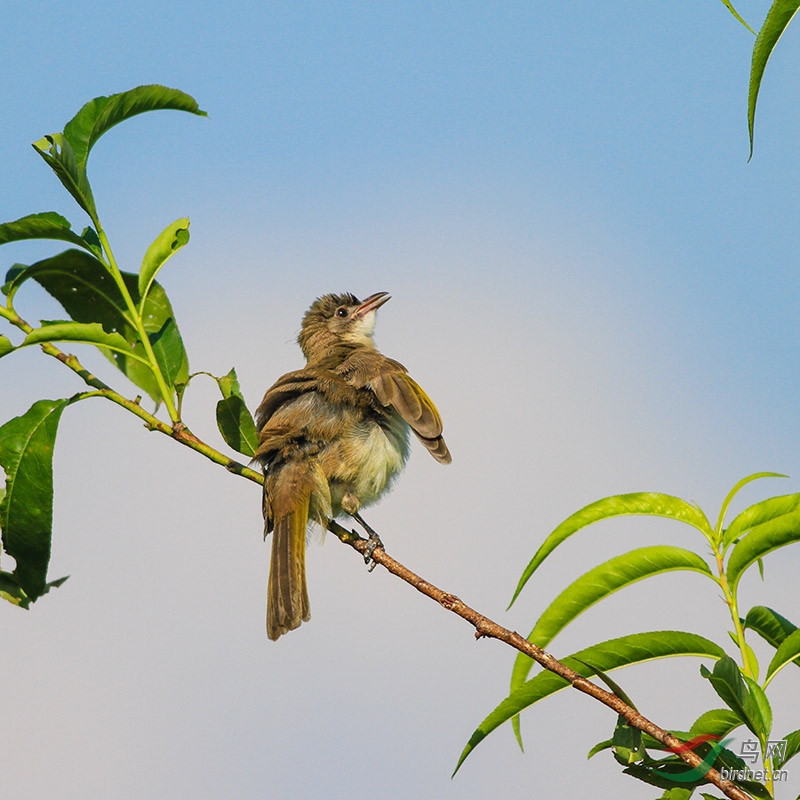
371 371 451 464
255 370 319 429
413 431 451 463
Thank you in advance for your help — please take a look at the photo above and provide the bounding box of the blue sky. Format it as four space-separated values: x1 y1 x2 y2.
3 2 800 798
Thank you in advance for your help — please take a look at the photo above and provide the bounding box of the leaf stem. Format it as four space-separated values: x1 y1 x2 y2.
715 549 754 684
95 224 181 422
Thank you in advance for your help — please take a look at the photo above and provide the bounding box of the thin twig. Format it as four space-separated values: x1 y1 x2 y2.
328 521 754 800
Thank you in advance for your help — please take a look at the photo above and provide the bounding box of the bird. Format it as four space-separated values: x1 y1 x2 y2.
254 291 451 640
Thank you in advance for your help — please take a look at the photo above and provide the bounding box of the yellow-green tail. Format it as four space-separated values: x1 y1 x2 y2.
266 490 311 640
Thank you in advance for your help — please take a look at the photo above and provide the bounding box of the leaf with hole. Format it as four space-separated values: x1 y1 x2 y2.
138 218 190 302
32 133 97 218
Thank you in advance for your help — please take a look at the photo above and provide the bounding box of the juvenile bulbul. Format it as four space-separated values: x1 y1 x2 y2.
254 292 450 640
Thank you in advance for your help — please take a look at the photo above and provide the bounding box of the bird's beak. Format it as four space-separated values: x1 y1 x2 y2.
353 292 391 318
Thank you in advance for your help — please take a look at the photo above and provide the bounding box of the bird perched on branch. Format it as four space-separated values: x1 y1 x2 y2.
254 291 451 640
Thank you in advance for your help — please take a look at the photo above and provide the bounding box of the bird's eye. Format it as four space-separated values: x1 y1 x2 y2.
335 307 349 318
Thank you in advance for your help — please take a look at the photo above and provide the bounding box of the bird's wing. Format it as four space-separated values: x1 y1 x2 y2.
371 370 452 464
255 370 319 429
253 370 324 468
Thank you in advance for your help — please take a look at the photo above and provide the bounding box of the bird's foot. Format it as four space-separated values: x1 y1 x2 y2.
353 512 384 569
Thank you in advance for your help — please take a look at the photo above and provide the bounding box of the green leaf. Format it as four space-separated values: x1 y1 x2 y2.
0 571 68 609
0 212 96 253
716 472 787 538
32 86 205 221
726 508 800 593
586 738 613 759
740 639 759 683
626 738 764 795
744 605 798 652
578 662 637 709
455 631 726 774
138 218 190 302
612 717 646 766
216 396 259 457
624 760 703 792
744 605 800 682
689 708 744 738
0 399 69 599
510 546 713 712
21 321 149 364
700 657 770 740
774 728 800 768
748 0 800 158
80 226 103 257
723 492 800 549
62 85 206 168
215 368 259 457
509 493 712 607
148 316 189 388
764 628 800 686
744 677 772 737
2 263 26 297
660 790 693 800
0 569 30 607
0 335 14 359
217 367 244 400
731 780 777 800
11 248 189 402
719 0 756 33
32 132 97 218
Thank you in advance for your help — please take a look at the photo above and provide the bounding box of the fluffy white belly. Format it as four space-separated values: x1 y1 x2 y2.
327 414 410 513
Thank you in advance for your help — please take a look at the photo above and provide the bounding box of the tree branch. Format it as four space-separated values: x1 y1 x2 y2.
0 310 755 799
328 521 755 800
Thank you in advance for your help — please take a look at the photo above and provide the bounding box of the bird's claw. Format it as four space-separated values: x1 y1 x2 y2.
351 511 384 570
363 529 384 569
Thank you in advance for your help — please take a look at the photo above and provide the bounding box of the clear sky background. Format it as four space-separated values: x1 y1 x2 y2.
3 2 800 798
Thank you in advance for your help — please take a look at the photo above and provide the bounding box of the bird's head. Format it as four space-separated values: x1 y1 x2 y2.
298 291 391 362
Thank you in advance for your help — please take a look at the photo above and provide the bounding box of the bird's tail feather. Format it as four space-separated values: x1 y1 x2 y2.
267 488 311 640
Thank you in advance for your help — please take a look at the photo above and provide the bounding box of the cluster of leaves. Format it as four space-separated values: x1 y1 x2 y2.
456 474 800 798
0 86 260 609
722 0 800 157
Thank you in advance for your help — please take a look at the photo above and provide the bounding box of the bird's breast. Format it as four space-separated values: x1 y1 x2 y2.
322 407 410 513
